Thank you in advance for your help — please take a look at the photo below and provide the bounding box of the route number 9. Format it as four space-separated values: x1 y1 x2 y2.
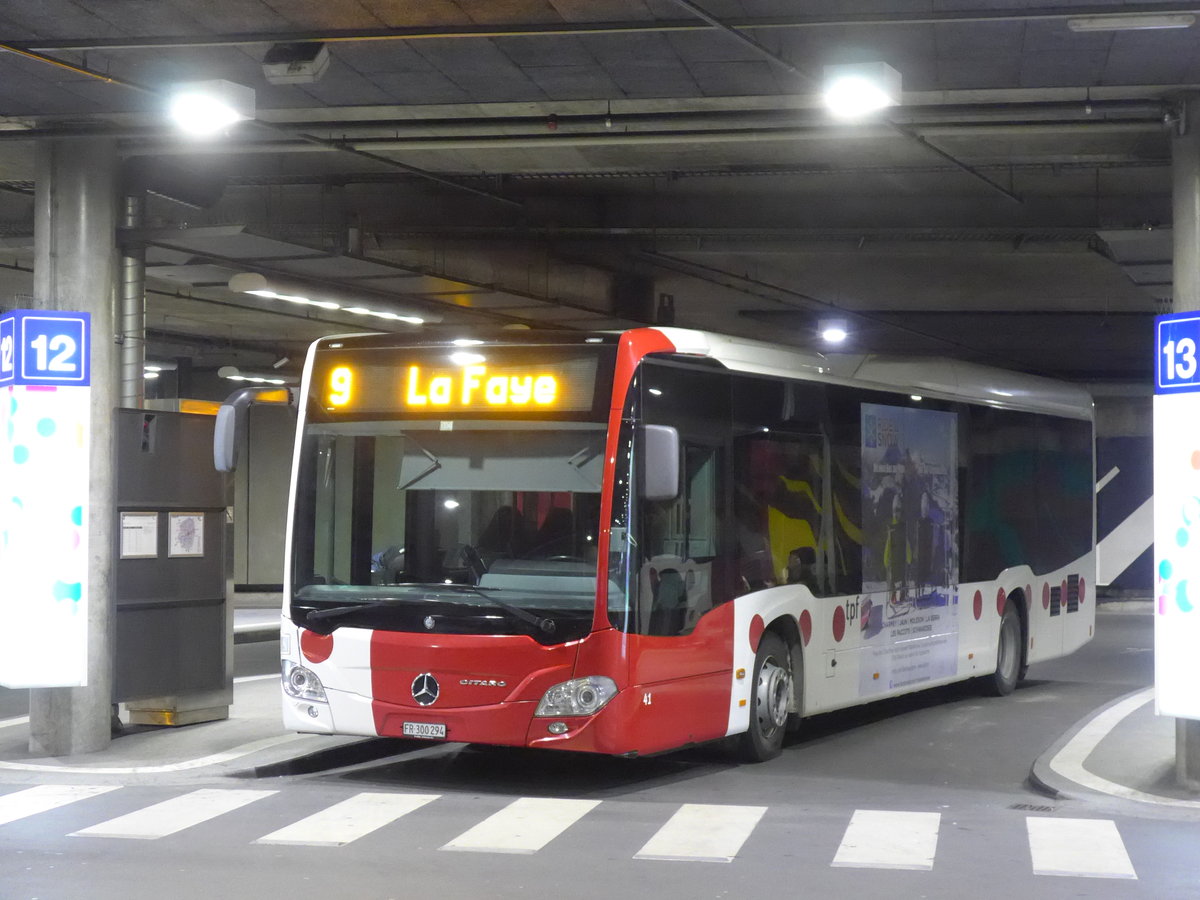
1163 337 1198 383
0 333 12 375
329 367 353 407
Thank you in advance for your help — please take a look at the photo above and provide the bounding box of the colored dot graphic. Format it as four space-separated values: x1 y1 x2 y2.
52 581 82 603
12 445 28 464
36 418 56 437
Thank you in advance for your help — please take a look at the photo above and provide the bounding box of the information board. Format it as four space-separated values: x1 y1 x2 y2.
1154 311 1200 719
0 309 92 687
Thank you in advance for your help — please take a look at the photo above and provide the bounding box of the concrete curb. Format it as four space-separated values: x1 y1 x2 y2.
1029 687 1200 820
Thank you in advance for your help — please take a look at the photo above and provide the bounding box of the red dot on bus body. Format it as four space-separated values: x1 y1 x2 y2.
1042 583 1050 610
798 610 813 646
300 629 334 664
749 615 765 653
832 605 846 643
972 590 983 621
996 587 1007 617
1079 578 1086 605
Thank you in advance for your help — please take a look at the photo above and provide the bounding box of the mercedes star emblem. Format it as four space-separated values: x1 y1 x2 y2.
411 673 439 706
423 615 435 630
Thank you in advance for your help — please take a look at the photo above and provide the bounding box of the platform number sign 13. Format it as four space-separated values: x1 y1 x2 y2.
0 310 91 387
1157 312 1200 394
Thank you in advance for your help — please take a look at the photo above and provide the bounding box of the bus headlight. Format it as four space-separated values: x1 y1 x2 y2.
535 676 618 717
282 660 327 702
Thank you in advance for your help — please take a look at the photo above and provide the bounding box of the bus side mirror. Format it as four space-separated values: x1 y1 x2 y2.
213 386 293 472
643 424 680 501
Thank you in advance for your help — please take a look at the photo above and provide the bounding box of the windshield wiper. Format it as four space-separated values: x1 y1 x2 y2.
304 599 396 627
459 586 557 636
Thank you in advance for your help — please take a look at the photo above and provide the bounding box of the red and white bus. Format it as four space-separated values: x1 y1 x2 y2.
270 327 1095 761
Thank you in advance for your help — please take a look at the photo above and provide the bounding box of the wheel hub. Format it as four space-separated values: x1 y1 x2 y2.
756 658 791 730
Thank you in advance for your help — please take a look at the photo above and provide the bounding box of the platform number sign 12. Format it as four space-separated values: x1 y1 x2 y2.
1157 312 1200 394
0 310 91 387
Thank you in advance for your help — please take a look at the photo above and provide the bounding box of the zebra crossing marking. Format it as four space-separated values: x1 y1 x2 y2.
257 792 440 847
634 803 767 863
441 797 601 854
70 788 276 840
1026 817 1137 880
831 809 941 870
0 780 1151 880
0 784 119 828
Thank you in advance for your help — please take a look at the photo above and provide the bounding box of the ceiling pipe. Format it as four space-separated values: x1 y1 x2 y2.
115 119 1164 158
0 99 1168 144
11 5 1200 52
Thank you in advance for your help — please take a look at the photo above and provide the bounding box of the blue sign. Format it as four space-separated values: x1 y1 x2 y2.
0 309 91 387
1156 312 1200 394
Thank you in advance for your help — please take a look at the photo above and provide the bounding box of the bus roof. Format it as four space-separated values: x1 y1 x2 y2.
651 327 1095 422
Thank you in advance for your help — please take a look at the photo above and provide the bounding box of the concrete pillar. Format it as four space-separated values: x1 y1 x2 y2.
1171 93 1200 789
28 139 119 756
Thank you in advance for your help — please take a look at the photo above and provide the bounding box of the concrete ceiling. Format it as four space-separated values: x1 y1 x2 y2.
0 0 1193 388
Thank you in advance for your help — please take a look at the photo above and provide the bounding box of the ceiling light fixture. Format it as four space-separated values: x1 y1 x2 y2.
167 79 255 137
216 365 297 386
819 318 849 344
1067 13 1194 31
228 272 436 325
822 62 902 119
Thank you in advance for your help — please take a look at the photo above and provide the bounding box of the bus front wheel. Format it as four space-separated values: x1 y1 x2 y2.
738 632 792 762
983 601 1022 696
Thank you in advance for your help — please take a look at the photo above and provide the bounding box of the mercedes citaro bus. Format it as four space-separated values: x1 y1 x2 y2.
217 327 1095 761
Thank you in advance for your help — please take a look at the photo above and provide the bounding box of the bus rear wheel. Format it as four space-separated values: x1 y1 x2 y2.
983 601 1022 696
738 632 791 762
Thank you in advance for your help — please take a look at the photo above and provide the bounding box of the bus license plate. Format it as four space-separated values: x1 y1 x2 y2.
403 722 446 740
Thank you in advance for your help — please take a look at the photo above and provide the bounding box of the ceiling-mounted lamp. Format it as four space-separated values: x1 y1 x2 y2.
217 365 298 385
818 317 849 344
822 62 902 120
167 79 255 138
228 272 438 324
1067 13 1194 31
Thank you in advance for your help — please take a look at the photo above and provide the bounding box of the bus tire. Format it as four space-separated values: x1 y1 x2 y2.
738 631 791 762
983 601 1022 697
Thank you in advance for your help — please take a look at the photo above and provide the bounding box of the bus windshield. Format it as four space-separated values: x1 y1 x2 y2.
290 420 606 643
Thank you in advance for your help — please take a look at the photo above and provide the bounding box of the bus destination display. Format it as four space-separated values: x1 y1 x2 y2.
315 351 600 415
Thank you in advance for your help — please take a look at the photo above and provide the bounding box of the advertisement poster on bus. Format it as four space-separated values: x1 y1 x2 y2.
860 404 959 696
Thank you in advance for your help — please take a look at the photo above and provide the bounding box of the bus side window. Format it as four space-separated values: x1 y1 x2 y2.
734 434 826 595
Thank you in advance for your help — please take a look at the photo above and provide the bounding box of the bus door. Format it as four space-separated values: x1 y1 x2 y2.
621 363 735 739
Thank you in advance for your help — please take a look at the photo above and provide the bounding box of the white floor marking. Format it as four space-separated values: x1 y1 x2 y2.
70 788 276 839
831 809 941 870
256 792 440 847
0 733 307 775
441 797 600 854
1046 687 1200 809
1027 817 1137 879
0 785 119 827
634 803 767 863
